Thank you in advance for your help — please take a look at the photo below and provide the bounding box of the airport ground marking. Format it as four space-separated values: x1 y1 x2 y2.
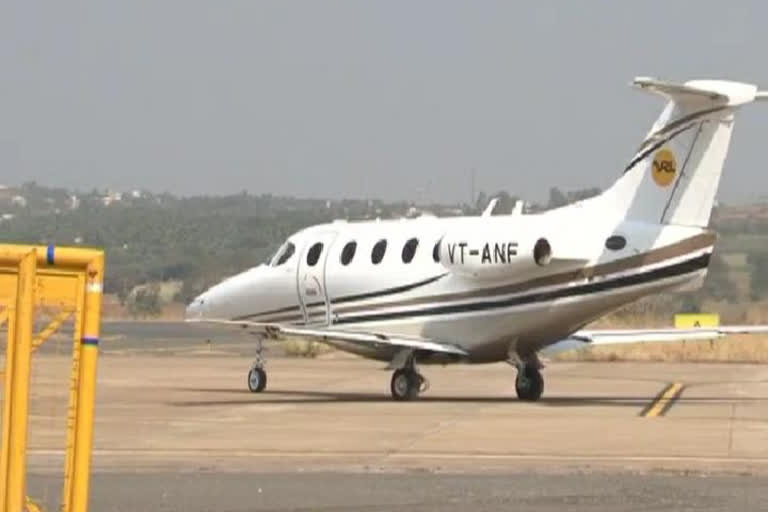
640 382 685 418
24 448 768 467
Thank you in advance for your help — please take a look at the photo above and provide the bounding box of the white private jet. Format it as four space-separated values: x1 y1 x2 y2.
186 77 768 401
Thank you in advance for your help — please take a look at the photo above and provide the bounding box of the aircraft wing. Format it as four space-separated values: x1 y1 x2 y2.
187 318 469 356
542 325 768 356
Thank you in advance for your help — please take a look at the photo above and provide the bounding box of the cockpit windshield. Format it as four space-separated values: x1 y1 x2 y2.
270 241 296 266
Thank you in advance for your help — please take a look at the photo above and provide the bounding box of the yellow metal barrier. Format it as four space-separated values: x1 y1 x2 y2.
0 245 105 512
0 249 36 512
31 310 74 352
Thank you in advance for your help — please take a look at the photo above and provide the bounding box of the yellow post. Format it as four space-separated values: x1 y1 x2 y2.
0 250 37 512
62 274 86 512
0 276 17 509
68 253 104 512
0 293 17 496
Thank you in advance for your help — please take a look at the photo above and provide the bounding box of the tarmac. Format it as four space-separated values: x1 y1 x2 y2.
16 321 768 510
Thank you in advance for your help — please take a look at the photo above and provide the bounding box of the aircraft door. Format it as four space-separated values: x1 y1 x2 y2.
296 231 338 325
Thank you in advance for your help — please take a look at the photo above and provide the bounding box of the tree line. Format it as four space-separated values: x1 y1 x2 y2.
2 183 766 318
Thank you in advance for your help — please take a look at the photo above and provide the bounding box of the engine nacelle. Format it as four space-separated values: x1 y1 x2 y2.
438 232 554 280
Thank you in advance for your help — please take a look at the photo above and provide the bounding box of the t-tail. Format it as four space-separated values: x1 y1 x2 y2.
598 77 767 227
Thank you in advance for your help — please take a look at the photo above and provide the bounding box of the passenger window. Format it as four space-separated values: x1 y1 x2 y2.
371 239 387 264
306 242 323 266
432 241 440 263
402 238 419 263
274 242 295 266
340 241 357 265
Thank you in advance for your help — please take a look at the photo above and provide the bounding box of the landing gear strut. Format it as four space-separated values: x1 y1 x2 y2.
390 354 427 401
247 336 267 393
515 364 544 401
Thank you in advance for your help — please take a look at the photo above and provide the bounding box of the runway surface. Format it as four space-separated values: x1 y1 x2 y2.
28 471 768 512
16 322 768 510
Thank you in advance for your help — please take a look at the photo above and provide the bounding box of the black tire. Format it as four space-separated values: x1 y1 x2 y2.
248 367 267 393
390 369 420 401
515 365 544 401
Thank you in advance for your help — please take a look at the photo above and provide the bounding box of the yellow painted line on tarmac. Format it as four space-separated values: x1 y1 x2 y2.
641 382 685 418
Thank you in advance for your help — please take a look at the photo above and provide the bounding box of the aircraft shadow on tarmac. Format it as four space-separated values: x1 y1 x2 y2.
166 388 767 408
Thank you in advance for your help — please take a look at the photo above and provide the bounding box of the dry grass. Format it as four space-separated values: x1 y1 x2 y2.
552 334 768 363
282 338 334 358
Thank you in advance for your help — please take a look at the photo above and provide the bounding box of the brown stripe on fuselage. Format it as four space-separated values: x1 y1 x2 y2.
234 274 449 322
233 304 302 321
330 232 716 316
239 232 715 323
253 312 305 324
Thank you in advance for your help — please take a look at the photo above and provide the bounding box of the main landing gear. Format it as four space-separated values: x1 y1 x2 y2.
514 363 544 401
247 336 267 393
508 344 545 401
390 354 428 401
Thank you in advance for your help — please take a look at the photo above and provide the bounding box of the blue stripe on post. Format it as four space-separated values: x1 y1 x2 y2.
46 245 55 265
81 337 99 346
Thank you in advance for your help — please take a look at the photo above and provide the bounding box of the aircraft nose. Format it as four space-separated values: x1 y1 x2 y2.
185 294 208 320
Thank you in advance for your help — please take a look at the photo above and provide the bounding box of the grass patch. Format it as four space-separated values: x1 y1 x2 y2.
282 338 334 358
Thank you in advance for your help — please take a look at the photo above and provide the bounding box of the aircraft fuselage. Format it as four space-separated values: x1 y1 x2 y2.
187 209 713 363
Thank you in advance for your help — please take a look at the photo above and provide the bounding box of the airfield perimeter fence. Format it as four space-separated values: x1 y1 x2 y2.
0 245 105 512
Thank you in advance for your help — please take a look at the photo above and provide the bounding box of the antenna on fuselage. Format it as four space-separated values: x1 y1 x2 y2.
481 198 498 217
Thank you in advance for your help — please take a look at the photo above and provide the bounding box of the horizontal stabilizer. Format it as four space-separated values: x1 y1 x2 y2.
633 77 727 102
633 77 760 106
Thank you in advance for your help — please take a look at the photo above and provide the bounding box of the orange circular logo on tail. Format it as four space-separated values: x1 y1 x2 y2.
652 148 677 187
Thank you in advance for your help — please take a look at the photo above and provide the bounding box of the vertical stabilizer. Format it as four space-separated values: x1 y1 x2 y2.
601 78 762 227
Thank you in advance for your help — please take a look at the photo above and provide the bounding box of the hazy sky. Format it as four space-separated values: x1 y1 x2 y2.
2 1 768 204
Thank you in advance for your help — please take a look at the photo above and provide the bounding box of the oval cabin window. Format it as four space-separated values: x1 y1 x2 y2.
340 241 357 265
371 239 387 264
306 242 323 266
402 238 419 263
605 235 626 251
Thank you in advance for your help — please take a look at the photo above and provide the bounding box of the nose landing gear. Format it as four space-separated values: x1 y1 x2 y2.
247 366 267 393
247 335 267 393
